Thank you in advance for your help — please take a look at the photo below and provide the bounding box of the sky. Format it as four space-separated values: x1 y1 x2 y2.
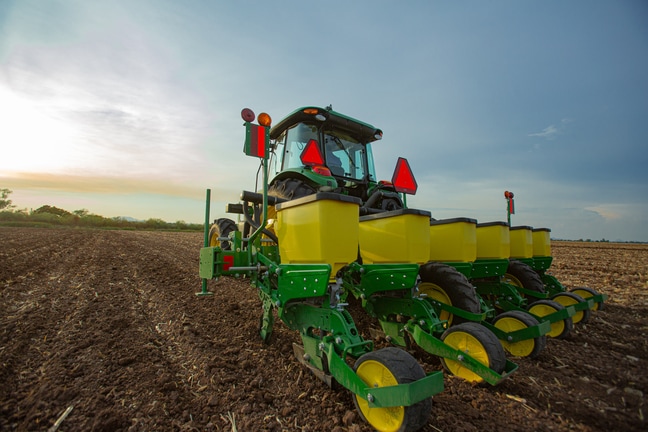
1 0 647 242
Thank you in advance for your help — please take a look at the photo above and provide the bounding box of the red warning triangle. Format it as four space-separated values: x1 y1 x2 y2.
300 139 324 166
391 157 418 194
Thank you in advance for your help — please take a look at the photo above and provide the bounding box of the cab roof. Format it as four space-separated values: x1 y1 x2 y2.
269 106 383 143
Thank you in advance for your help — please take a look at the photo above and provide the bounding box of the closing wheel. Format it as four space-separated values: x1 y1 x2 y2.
552 291 591 325
528 299 573 339
208 218 238 250
418 262 481 326
353 347 432 432
492 310 546 358
440 322 506 384
570 286 604 311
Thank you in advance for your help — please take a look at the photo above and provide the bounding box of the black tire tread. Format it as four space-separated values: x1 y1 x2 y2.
419 262 481 325
353 347 432 432
506 260 546 293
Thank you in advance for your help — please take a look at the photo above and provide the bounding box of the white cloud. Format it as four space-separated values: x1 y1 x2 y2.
528 118 574 140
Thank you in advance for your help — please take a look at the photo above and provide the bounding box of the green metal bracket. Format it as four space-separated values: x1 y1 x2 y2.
482 319 551 343
470 259 510 278
324 342 444 408
426 299 488 323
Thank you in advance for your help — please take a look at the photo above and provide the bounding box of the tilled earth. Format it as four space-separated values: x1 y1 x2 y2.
0 227 646 431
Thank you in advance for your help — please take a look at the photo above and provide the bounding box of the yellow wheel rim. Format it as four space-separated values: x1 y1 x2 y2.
442 331 489 383
494 317 535 357
355 360 405 432
208 225 221 247
571 288 600 311
529 303 565 338
418 282 453 326
503 273 524 289
553 293 584 324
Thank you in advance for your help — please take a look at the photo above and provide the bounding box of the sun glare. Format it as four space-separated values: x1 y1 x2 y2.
0 86 82 174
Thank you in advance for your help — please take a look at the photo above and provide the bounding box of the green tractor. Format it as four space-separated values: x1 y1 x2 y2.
207 106 518 382
259 106 547 360
199 106 520 431
265 105 409 212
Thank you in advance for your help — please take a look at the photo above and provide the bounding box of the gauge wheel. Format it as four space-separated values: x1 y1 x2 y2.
552 291 591 325
570 286 604 311
528 299 573 339
418 262 481 326
208 218 238 250
492 310 546 358
504 260 546 294
353 347 432 432
440 322 506 384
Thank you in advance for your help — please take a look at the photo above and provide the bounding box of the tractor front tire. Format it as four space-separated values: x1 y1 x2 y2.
353 347 432 432
208 218 238 250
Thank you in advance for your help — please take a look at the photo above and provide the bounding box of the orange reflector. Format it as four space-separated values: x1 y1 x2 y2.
313 166 332 176
391 157 418 194
303 108 319 115
258 112 272 127
300 139 324 166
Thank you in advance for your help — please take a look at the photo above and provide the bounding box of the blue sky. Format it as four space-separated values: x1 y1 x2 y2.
1 0 647 241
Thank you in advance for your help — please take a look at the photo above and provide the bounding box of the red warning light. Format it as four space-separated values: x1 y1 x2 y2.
300 139 325 166
391 157 418 195
241 108 255 122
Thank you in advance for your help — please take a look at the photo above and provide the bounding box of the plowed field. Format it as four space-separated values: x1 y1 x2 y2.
1 227 646 431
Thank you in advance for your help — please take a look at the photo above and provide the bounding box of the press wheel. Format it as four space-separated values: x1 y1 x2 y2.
552 291 591 325
440 322 506 384
492 310 546 358
528 299 573 338
353 347 432 432
570 286 604 311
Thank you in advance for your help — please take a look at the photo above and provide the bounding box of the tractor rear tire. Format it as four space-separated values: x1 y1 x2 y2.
418 262 481 326
527 299 573 339
268 178 316 201
440 322 506 384
353 347 432 432
208 218 238 250
504 260 546 294
492 310 546 359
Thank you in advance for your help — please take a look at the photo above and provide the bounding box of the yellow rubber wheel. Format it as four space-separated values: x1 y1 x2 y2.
418 282 453 325
571 287 603 311
552 292 591 325
528 299 573 339
492 310 546 358
353 348 431 432
440 322 506 384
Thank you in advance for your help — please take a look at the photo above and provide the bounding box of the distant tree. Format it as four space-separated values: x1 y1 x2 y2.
73 209 89 217
34 205 72 217
0 188 15 211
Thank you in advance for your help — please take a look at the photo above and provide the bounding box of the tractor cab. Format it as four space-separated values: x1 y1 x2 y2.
267 106 414 212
